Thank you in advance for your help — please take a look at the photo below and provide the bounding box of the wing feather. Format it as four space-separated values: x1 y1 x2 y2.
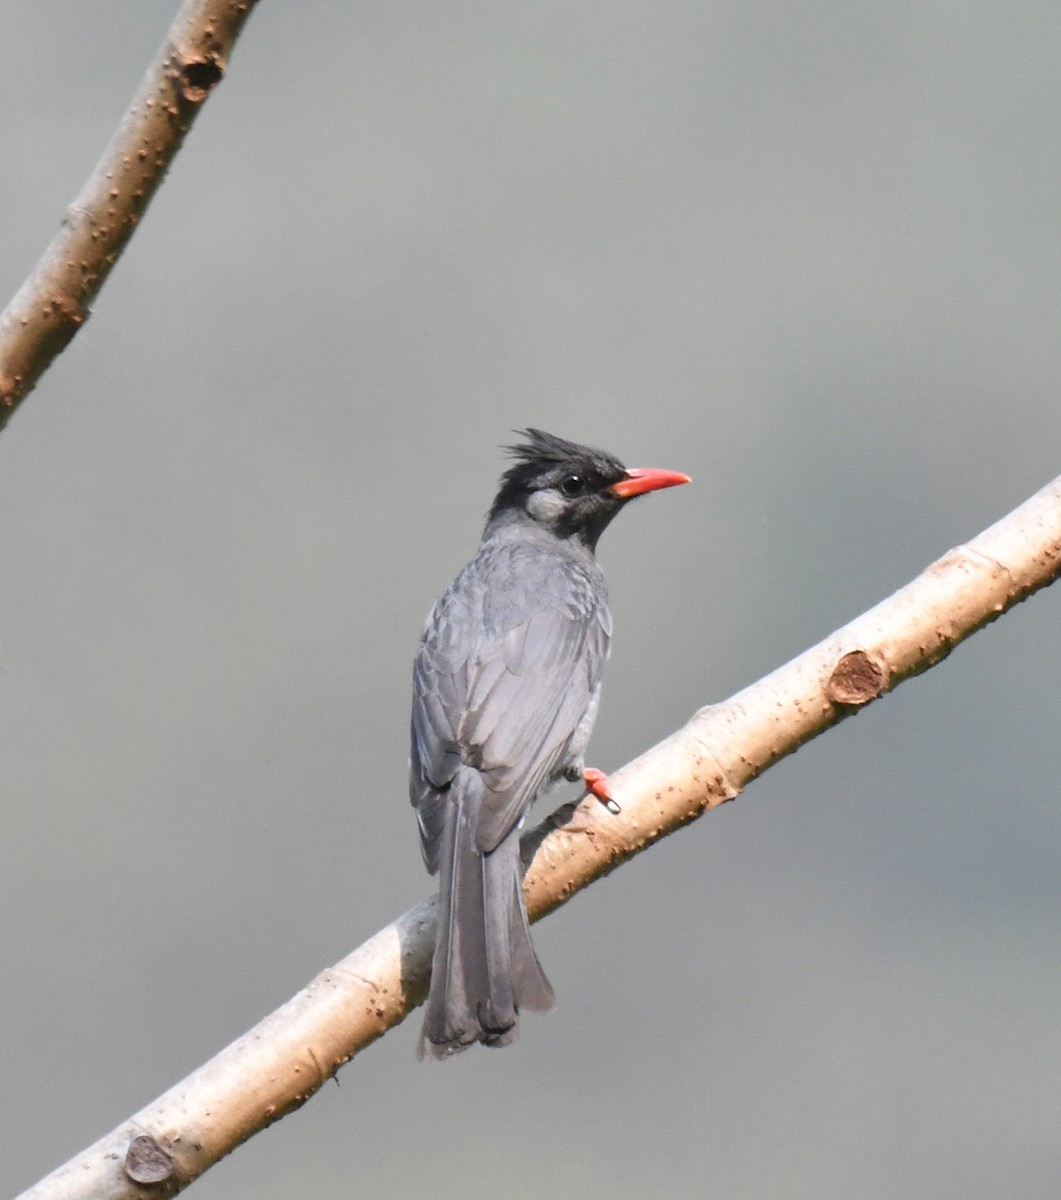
410 541 611 865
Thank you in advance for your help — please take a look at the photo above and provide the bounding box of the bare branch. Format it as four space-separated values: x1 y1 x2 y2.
0 0 261 432
19 476 1061 1198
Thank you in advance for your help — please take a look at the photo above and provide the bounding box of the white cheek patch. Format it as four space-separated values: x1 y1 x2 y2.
527 490 566 524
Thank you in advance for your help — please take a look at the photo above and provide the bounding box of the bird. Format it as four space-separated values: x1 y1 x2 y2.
409 428 690 1058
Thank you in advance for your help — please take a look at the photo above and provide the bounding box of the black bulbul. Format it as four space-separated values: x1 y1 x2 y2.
410 428 690 1058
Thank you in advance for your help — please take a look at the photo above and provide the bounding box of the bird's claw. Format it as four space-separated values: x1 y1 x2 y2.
583 767 621 815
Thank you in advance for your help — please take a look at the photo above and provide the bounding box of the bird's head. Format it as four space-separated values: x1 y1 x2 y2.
487 428 690 550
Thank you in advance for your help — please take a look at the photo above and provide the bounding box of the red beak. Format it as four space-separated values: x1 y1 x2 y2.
609 467 691 500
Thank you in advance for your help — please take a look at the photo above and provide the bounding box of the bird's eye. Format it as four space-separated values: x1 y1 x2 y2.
559 474 585 497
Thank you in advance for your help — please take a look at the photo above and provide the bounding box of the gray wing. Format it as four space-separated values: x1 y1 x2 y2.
410 551 611 869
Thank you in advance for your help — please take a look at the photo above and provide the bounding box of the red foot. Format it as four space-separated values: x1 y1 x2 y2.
583 767 621 815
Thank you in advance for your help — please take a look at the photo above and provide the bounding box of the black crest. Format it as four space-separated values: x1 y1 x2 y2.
488 428 627 520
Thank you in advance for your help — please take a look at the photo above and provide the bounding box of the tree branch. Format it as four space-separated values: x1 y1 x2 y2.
0 0 261 432
19 476 1061 1198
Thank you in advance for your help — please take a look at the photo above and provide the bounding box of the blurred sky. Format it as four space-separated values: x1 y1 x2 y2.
1 2 1059 1197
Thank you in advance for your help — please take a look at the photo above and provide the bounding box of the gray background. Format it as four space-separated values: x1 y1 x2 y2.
2 2 1059 1196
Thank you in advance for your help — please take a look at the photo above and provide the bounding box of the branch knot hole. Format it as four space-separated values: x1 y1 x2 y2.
124 1134 175 1184
179 57 223 102
826 649 886 706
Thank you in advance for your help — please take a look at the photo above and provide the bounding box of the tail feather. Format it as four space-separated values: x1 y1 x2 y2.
419 768 553 1060
505 855 555 1013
